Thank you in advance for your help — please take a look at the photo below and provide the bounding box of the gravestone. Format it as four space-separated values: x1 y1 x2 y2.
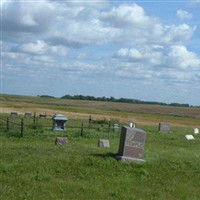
113 124 119 132
24 112 32 118
116 126 146 162
185 135 195 140
52 114 68 131
10 112 18 117
158 122 171 132
194 128 199 134
39 112 46 118
98 139 110 148
130 122 136 128
55 137 68 145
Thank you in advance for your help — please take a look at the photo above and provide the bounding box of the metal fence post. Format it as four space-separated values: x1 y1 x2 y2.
6 118 9 131
81 123 83 137
20 118 24 137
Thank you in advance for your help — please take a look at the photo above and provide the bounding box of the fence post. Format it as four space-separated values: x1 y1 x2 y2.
108 121 111 133
33 112 36 126
20 118 24 137
6 118 9 131
81 123 83 137
88 115 92 128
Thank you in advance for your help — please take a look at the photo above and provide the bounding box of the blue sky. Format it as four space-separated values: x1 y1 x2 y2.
1 0 200 105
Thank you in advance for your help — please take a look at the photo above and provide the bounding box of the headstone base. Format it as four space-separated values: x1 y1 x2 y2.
115 156 145 163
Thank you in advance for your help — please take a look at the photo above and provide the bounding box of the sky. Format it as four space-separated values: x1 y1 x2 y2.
1 0 200 106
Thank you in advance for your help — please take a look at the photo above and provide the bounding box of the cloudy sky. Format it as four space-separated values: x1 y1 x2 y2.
1 0 200 105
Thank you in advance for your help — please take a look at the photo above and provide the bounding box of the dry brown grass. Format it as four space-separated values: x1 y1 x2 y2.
1 94 199 127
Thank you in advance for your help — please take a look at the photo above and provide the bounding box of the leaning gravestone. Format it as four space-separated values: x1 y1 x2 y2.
98 139 110 148
158 122 171 132
55 137 68 145
185 135 195 140
116 126 146 162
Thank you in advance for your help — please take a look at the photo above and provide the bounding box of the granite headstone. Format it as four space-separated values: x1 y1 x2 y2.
158 122 171 132
98 139 110 148
116 126 146 162
55 137 68 145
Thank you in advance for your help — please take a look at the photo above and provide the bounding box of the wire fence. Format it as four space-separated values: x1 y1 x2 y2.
0 113 123 138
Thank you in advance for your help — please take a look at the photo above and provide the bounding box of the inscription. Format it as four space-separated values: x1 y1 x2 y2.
125 141 144 149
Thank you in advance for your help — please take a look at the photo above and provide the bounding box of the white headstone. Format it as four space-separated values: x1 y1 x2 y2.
130 123 135 128
194 128 199 134
185 135 195 140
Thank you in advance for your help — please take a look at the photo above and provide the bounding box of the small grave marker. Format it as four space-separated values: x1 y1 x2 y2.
98 139 110 148
55 137 68 145
194 128 199 134
158 122 171 132
185 135 195 140
10 112 18 117
130 123 136 128
113 124 119 132
116 126 146 162
39 112 46 118
24 112 32 118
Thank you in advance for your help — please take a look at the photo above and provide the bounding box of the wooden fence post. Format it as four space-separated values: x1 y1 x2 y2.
6 118 9 131
33 112 36 126
20 118 24 137
81 123 83 137
108 121 111 133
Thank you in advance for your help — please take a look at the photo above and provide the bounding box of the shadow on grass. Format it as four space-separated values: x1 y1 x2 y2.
92 152 118 160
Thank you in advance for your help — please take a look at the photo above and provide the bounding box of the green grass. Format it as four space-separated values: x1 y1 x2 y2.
1 125 200 200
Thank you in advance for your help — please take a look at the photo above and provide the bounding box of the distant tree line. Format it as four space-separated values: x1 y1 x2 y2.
60 94 191 107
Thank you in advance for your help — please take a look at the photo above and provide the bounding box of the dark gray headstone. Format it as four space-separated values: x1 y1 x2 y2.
116 126 146 162
39 113 46 118
98 139 110 148
158 122 170 132
55 137 68 145
10 112 18 117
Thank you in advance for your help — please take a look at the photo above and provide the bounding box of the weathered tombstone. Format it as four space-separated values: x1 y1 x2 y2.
194 128 199 134
55 137 68 145
116 126 146 162
24 112 32 118
52 114 68 131
185 135 195 140
39 112 46 118
113 123 119 132
10 112 18 117
158 122 171 132
98 139 110 148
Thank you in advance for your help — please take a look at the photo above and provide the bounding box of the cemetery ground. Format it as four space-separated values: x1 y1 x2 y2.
1 94 200 199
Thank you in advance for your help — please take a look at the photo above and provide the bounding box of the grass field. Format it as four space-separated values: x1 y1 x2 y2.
1 125 200 200
1 94 200 199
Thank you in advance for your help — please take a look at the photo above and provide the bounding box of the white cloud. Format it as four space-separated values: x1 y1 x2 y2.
177 9 192 20
2 1 200 105
167 45 200 69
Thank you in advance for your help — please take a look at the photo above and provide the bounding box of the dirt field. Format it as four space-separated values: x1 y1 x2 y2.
1 94 200 127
